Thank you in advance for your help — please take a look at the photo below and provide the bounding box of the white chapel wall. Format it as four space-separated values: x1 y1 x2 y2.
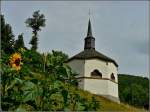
84 79 108 95
107 81 119 97
84 59 118 79
67 59 85 77
108 62 118 82
84 59 108 78
83 78 119 98
67 59 85 89
83 59 119 98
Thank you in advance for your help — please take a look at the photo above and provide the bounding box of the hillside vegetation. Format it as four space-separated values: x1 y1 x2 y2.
118 74 149 109
77 89 146 112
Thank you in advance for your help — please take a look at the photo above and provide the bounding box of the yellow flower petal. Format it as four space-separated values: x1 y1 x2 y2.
9 53 22 71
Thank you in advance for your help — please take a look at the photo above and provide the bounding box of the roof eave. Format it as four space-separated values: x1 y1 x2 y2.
66 57 118 67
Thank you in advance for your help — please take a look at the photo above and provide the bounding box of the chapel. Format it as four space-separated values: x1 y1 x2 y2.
67 19 120 103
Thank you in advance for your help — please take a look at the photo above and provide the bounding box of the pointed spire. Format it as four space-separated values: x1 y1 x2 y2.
87 19 93 37
84 18 95 50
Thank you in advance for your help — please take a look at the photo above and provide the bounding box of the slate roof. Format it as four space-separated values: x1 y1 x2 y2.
67 49 118 67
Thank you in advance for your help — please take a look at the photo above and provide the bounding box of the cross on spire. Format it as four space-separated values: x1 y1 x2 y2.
87 8 93 37
88 8 91 18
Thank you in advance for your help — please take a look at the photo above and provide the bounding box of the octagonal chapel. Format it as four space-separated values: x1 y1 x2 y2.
67 19 119 103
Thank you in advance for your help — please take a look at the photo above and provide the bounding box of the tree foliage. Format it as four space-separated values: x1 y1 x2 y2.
118 74 149 109
14 33 25 50
1 14 15 54
25 10 46 51
43 50 77 86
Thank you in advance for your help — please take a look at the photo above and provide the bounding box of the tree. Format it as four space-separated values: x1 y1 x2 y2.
14 33 25 50
25 10 46 51
118 74 149 109
52 50 69 62
43 50 77 86
1 14 15 54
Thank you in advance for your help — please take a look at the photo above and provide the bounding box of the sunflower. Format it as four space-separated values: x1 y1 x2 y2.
9 53 22 71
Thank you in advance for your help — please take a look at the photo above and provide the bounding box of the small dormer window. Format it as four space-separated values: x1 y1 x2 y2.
91 69 102 78
111 73 115 81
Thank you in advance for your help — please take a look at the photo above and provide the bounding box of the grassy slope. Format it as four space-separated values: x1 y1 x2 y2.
78 89 146 112
95 95 145 112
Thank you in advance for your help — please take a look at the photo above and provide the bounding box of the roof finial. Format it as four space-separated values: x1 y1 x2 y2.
87 9 93 37
88 8 91 18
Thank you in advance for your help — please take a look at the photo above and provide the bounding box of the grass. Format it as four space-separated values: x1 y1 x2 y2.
77 88 147 112
96 95 146 112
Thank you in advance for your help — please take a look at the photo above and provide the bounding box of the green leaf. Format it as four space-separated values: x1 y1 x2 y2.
53 80 62 89
5 78 23 92
76 102 85 111
21 81 43 102
61 89 68 107
14 104 34 112
15 77 23 84
15 105 27 112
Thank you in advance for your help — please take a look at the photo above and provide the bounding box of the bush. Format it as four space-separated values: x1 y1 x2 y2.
1 50 100 111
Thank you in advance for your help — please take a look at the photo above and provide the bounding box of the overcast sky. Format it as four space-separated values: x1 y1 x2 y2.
1 1 149 77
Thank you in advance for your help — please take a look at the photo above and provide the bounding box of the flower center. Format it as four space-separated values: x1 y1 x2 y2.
15 58 21 66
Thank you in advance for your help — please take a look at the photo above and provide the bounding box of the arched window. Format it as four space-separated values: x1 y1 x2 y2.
111 73 115 81
91 69 102 78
